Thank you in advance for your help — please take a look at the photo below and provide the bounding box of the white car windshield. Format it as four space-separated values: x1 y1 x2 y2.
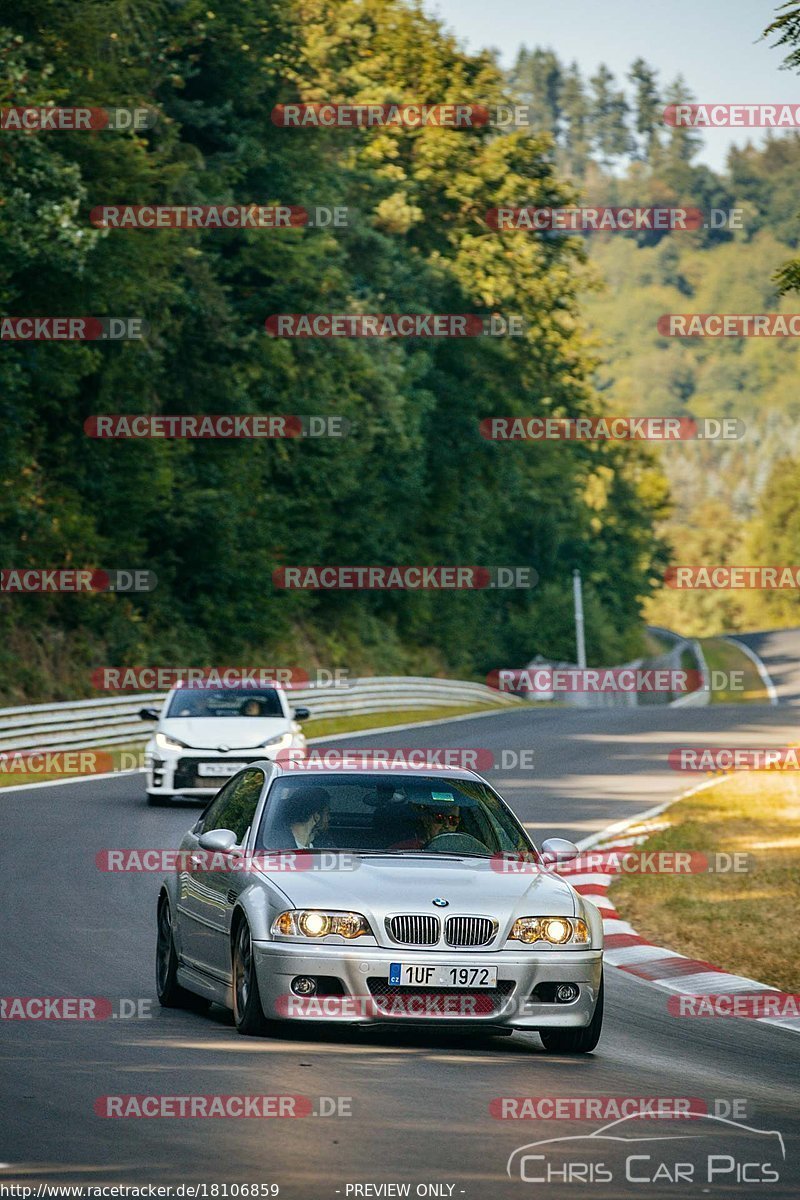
166 688 285 718
256 774 538 857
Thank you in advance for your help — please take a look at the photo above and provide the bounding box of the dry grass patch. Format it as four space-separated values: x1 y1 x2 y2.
612 773 800 991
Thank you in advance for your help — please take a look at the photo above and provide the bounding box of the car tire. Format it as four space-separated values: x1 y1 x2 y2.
538 972 603 1054
156 894 210 1012
232 918 271 1036
147 791 170 807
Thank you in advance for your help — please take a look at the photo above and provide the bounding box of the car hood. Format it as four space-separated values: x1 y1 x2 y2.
263 855 578 942
160 716 290 750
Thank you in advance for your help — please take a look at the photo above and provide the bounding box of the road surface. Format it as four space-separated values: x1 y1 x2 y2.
2 630 799 1198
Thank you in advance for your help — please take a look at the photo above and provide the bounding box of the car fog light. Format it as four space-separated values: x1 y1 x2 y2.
555 983 579 1003
291 976 317 996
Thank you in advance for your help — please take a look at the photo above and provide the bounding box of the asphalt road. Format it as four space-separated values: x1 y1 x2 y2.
732 627 800 703
2 631 799 1199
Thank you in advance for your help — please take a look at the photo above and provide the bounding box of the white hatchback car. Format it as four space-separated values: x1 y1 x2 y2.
140 685 309 805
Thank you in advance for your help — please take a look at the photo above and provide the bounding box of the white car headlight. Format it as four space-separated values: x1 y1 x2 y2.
155 731 188 750
508 917 590 945
260 732 292 748
272 909 373 940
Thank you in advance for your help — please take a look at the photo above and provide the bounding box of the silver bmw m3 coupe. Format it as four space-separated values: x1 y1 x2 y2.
156 760 604 1051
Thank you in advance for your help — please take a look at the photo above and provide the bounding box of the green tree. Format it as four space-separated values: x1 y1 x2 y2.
661 75 702 183
588 64 633 168
741 457 800 628
0 0 669 700
764 3 800 291
628 57 661 162
559 61 591 179
509 45 562 138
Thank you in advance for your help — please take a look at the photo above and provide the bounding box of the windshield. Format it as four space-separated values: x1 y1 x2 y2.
166 688 286 718
256 773 537 856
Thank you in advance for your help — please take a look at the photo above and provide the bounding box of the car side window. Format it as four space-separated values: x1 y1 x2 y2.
200 768 265 842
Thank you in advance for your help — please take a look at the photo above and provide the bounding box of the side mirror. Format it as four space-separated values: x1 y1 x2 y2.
541 837 579 865
293 706 310 721
198 828 240 854
139 707 160 721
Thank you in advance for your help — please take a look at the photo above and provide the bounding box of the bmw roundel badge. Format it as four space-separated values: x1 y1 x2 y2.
432 898 449 908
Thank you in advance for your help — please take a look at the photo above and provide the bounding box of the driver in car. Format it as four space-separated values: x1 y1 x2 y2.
390 803 461 849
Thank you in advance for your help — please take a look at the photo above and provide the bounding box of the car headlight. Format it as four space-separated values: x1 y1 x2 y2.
271 909 373 940
508 917 590 945
155 731 188 750
260 732 291 748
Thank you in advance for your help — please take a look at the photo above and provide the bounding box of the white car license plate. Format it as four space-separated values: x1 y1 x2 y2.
389 963 498 988
197 762 247 777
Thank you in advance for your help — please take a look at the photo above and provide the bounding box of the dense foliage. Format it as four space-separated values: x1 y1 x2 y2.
765 1 800 292
507 41 800 635
0 0 668 702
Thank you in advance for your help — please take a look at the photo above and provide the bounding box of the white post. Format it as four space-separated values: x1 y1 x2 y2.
573 569 587 669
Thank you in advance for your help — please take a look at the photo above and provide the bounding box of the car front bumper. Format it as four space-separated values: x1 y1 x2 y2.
252 940 603 1028
145 745 303 797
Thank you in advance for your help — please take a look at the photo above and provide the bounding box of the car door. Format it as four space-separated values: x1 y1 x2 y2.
177 767 265 982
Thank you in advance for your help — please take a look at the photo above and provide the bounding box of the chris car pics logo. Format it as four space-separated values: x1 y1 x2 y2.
506 1112 784 1186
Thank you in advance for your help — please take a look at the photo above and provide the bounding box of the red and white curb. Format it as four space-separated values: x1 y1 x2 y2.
560 786 800 1035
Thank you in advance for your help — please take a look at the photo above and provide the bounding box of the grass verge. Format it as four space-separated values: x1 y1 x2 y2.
700 636 768 704
303 701 517 739
612 773 800 991
0 742 145 789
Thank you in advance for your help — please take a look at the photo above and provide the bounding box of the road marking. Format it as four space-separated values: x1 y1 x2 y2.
723 635 779 704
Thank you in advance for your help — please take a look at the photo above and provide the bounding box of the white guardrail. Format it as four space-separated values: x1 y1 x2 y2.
518 630 710 709
0 677 523 754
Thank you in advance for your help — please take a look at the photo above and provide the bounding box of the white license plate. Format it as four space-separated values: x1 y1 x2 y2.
197 762 247 777
389 963 498 988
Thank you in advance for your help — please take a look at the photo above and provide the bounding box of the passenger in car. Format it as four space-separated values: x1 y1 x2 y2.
390 804 461 849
